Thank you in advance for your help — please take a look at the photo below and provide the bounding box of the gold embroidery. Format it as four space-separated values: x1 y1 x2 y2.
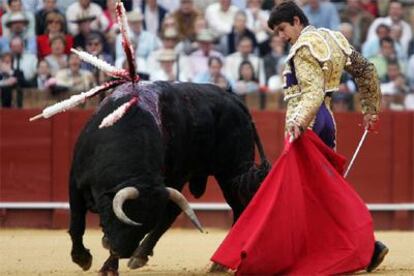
283 26 380 133
285 47 325 130
345 50 381 114
286 27 331 64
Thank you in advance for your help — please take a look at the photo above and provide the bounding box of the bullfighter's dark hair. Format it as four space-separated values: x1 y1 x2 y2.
267 0 309 30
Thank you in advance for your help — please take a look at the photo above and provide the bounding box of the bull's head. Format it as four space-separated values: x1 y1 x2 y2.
99 184 202 258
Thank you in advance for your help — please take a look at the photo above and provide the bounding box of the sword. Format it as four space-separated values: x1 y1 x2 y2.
344 129 369 178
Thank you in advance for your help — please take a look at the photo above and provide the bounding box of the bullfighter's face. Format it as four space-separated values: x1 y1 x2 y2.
273 16 303 45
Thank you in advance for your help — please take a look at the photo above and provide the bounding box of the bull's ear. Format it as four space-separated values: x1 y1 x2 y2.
103 183 130 196
155 186 170 202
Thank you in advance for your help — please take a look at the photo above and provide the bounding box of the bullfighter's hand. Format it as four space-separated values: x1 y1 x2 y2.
286 123 303 143
363 113 379 131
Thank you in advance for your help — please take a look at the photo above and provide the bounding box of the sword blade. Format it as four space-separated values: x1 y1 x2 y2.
344 129 369 178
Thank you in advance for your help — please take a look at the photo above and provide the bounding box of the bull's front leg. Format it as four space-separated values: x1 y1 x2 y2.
128 202 182 269
98 252 119 276
68 184 92 270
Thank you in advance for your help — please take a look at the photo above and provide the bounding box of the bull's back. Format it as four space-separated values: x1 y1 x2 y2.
72 94 164 191
157 82 255 181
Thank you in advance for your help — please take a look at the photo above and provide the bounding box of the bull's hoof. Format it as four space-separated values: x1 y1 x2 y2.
98 268 119 276
71 248 92 271
101 236 110 250
99 254 119 276
208 262 228 273
127 255 148 269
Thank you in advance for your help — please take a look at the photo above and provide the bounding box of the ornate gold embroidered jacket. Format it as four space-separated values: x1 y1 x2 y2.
283 26 381 129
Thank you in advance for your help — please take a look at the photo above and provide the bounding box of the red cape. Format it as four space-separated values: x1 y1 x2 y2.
211 131 374 275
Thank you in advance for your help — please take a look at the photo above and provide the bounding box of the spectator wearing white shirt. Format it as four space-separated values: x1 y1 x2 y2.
0 12 37 55
193 56 232 90
147 27 188 78
408 54 414 91
115 9 161 62
245 0 270 54
141 0 168 35
150 48 186 81
66 0 109 36
1 0 36 37
218 10 258 56
224 36 265 87
205 0 239 37
302 0 340 30
187 28 223 81
9 35 37 82
366 1 412 55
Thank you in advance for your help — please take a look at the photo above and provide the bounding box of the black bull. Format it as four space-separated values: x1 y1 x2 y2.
69 81 270 273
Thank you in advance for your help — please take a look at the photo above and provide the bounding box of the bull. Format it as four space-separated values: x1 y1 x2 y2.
68 81 270 275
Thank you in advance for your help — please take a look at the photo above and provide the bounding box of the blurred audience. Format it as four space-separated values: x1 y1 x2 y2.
302 0 340 30
340 0 374 50
0 11 37 54
233 60 260 103
172 0 201 41
205 0 239 37
141 0 168 35
37 11 73 58
1 0 36 37
245 0 270 55
366 1 412 54
115 10 161 61
66 0 108 36
35 0 63 35
193 56 232 90
44 34 68 74
1 0 414 111
27 59 53 90
53 52 95 93
218 10 257 56
187 28 223 81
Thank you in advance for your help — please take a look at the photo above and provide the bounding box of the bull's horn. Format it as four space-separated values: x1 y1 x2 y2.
166 187 203 233
112 187 142 226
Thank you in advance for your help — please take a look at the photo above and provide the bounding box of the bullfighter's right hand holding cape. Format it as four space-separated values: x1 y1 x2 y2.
211 130 375 275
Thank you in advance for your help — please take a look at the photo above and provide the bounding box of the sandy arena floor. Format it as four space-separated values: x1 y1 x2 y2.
0 228 413 275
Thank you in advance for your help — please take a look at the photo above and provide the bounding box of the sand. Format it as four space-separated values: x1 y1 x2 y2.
0 229 413 275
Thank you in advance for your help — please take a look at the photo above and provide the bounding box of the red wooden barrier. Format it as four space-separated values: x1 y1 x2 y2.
0 109 413 229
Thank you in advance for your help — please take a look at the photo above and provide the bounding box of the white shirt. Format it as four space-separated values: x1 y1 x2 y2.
224 52 265 85
12 52 38 81
149 67 187 82
205 3 239 37
407 55 414 91
147 48 190 80
366 16 412 55
187 49 223 81
115 56 148 75
404 94 414 110
144 6 159 35
66 2 109 35
245 8 270 43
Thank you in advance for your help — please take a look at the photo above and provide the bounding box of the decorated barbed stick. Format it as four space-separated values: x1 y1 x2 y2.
116 0 137 82
71 48 128 79
29 80 124 121
30 0 139 126
99 97 138 128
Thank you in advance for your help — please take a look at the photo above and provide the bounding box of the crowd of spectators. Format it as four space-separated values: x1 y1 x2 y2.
0 0 413 111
